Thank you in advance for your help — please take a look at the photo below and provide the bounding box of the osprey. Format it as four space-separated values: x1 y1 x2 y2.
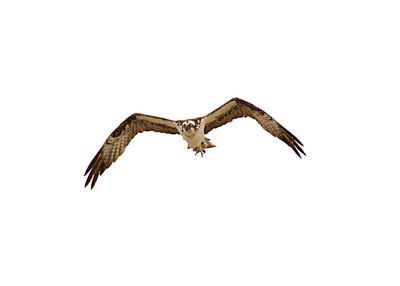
84 98 305 188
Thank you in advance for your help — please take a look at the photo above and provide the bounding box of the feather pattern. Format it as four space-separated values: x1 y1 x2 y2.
84 113 178 189
203 98 306 158
84 97 305 189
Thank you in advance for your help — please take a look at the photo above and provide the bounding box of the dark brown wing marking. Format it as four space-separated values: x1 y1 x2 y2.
84 113 178 189
203 98 306 158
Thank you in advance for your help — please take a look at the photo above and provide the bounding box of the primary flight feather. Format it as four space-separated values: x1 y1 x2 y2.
84 97 305 188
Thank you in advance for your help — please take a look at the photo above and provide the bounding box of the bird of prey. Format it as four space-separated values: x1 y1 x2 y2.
84 97 305 188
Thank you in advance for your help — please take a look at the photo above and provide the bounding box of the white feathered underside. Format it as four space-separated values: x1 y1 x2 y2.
175 119 206 149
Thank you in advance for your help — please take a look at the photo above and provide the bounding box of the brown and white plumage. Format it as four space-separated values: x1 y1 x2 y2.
203 98 305 158
84 97 305 188
84 114 179 189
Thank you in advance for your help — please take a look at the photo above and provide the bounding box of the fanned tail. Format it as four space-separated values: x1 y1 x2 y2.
204 137 216 148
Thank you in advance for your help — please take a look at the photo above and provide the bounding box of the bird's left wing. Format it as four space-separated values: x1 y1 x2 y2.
203 97 305 158
84 113 179 189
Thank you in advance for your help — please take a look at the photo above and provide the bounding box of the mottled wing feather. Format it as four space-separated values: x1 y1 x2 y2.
84 113 178 189
203 97 306 157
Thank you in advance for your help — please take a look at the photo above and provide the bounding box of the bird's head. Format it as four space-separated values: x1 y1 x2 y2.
181 120 197 134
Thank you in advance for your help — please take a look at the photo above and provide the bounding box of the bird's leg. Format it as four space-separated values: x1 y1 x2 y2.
194 147 206 157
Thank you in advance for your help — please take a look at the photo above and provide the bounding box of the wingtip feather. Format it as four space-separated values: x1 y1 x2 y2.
84 174 91 188
91 174 99 189
292 140 306 158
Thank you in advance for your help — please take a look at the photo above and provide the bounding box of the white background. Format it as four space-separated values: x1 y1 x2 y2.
1 0 399 285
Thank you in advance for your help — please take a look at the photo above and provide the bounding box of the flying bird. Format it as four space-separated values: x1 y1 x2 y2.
84 97 305 188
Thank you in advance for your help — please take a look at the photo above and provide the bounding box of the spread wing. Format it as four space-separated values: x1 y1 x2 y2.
203 97 306 158
84 113 179 189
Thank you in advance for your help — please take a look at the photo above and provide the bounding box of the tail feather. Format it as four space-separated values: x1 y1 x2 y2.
204 137 216 148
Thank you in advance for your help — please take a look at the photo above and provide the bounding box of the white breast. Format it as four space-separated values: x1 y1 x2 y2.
176 119 205 149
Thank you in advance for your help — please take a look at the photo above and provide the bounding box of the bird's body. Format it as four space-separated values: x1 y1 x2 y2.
175 118 215 156
84 97 306 188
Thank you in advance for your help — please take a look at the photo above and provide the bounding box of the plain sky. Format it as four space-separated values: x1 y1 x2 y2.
1 0 399 285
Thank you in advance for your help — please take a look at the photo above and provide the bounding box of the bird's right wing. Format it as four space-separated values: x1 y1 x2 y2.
84 113 179 189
